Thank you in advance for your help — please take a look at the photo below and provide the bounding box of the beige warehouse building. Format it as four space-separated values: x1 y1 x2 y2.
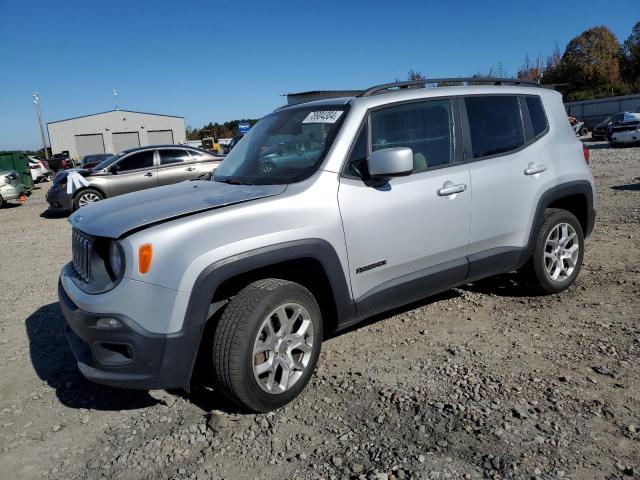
47 110 186 160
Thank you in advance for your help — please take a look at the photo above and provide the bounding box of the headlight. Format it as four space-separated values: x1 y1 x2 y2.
108 241 125 278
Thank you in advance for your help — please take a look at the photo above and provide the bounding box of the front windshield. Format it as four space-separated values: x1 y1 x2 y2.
92 153 121 171
214 105 348 185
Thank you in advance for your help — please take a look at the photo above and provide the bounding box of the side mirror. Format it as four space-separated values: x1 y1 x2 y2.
110 164 120 174
367 147 413 178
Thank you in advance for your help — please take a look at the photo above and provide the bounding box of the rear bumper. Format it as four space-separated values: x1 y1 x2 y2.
46 185 73 210
58 279 204 390
0 183 24 201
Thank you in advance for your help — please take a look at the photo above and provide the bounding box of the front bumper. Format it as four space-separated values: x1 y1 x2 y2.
46 185 73 210
58 279 205 390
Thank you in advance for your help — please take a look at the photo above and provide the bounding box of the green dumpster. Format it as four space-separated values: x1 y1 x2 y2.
0 151 34 192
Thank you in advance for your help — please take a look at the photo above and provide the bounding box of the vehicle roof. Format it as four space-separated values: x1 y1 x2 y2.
275 97 353 112
0 170 17 175
277 84 557 113
120 144 221 155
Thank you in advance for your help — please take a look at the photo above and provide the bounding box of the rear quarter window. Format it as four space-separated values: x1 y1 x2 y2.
525 96 548 137
465 95 525 158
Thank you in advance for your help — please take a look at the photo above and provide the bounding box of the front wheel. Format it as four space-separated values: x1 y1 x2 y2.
520 209 585 294
212 279 322 412
73 188 104 210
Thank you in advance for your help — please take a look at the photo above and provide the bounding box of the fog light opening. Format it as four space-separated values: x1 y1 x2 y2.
96 317 122 329
93 342 133 366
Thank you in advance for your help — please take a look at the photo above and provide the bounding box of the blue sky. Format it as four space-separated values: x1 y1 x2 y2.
0 0 636 150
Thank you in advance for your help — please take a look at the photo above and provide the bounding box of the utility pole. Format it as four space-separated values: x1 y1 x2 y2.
32 92 49 159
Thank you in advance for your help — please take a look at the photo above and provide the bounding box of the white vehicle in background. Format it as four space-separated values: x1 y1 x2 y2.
610 125 640 145
28 156 52 183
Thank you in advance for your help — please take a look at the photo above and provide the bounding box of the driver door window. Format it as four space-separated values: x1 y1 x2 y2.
116 151 154 172
371 99 454 171
108 150 157 196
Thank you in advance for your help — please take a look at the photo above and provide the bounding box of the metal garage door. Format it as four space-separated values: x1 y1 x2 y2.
75 134 105 157
112 132 140 153
147 130 174 145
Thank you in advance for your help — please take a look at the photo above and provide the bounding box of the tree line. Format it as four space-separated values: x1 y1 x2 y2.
518 22 639 101
407 22 640 102
185 119 259 141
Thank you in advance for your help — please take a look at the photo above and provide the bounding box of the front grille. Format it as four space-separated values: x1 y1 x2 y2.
72 229 93 283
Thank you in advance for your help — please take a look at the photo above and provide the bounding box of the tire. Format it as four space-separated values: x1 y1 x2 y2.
520 209 585 294
73 188 104 210
0 195 3 208
213 279 322 412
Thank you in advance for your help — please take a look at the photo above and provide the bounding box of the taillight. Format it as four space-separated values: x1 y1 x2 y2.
583 146 589 165
30 164 39 169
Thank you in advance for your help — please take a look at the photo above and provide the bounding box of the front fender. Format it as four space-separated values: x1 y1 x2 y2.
182 239 356 331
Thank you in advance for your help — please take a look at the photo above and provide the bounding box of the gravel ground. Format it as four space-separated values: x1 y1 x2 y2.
1 141 638 480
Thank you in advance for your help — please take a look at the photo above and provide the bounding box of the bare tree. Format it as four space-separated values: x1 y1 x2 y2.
407 69 426 80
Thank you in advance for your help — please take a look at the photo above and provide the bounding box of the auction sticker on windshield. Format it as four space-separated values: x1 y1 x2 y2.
302 111 344 124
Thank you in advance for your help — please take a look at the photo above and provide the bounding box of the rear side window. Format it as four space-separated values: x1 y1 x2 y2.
371 99 454 170
159 149 190 165
525 96 548 137
116 151 154 172
465 96 524 158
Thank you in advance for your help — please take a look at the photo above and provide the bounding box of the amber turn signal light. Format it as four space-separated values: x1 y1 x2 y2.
138 244 153 274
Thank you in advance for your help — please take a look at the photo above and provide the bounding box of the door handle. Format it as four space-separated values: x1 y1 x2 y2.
437 182 467 196
144 171 153 177
186 167 196 172
524 163 547 175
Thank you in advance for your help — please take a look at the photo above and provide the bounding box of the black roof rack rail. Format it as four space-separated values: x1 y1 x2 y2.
358 77 542 97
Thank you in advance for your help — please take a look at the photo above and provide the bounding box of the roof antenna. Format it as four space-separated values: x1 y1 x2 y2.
113 89 119 110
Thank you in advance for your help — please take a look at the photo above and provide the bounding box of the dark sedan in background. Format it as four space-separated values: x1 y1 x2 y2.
592 112 640 140
80 153 113 170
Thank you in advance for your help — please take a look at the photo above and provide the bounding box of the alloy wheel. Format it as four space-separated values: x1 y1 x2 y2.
543 222 579 282
78 192 100 207
252 303 314 394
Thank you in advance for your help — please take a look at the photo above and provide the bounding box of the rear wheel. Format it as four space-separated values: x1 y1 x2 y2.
521 209 584 294
212 279 322 412
73 188 103 210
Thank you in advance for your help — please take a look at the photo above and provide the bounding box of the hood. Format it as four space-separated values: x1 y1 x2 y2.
69 180 287 238
53 168 92 184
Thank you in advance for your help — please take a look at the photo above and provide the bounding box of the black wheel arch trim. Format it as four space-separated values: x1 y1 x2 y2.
530 179 595 244
184 239 356 330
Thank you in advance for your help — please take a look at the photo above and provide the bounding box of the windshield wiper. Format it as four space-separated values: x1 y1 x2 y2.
215 177 255 186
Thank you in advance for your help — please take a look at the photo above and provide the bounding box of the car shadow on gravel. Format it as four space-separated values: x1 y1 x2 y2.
26 302 163 411
612 182 640 191
40 208 70 219
459 274 534 297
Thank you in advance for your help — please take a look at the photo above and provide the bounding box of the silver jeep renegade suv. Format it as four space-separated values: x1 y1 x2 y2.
59 78 596 412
